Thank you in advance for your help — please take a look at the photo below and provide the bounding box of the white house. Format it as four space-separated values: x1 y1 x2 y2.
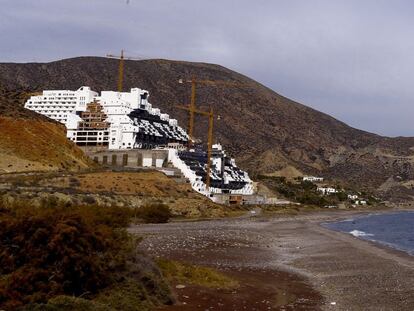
303 176 324 182
355 200 367 205
317 187 338 195
347 194 359 200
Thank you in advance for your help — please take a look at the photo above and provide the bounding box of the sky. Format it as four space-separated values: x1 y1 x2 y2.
1 0 414 137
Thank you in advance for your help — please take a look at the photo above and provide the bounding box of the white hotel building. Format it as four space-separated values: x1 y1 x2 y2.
24 87 97 124
24 86 188 150
24 86 254 199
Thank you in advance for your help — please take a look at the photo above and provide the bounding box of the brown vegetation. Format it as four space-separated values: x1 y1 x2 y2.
0 203 172 310
0 204 130 309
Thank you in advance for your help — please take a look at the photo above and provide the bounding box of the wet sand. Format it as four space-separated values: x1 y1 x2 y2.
130 209 414 310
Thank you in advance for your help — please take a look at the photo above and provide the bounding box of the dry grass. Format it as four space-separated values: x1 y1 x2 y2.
156 259 238 289
11 170 228 218
38 170 196 197
62 171 195 197
0 117 91 173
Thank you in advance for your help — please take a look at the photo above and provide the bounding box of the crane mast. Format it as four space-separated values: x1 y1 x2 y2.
117 50 124 92
176 104 214 190
177 78 251 191
106 50 142 92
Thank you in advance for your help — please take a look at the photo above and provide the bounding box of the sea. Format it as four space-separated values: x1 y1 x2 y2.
323 211 414 256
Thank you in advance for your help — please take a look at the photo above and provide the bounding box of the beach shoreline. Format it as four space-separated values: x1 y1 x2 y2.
131 207 414 310
269 208 414 310
319 209 414 260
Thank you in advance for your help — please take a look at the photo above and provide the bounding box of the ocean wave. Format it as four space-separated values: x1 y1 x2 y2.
349 230 374 237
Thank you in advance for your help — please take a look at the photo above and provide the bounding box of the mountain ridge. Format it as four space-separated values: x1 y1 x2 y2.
1 56 414 199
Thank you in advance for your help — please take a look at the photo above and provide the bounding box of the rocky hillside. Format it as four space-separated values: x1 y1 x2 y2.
1 57 414 199
0 87 91 172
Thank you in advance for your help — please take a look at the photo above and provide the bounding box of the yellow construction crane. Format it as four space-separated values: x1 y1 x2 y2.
176 104 214 190
177 77 252 191
106 50 142 92
178 77 251 147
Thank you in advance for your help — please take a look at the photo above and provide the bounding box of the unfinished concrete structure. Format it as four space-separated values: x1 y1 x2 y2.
25 86 254 202
67 101 110 147
89 149 169 168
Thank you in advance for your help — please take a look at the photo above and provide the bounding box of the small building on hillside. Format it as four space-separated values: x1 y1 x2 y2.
347 194 359 200
355 200 367 205
317 187 338 195
303 176 324 182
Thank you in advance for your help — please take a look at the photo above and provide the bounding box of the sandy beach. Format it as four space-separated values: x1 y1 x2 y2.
130 209 414 310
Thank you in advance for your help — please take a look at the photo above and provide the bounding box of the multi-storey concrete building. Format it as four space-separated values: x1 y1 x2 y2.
24 86 97 124
67 101 110 147
25 87 188 150
169 144 254 198
24 86 253 200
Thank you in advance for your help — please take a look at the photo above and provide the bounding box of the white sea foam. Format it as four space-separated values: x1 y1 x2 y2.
349 230 374 237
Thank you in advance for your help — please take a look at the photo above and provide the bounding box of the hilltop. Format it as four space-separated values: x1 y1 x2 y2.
1 57 414 199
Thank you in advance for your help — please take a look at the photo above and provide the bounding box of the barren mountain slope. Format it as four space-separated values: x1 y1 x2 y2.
0 88 91 172
1 57 413 198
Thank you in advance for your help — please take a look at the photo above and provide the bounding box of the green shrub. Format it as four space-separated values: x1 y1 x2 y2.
82 195 96 205
21 295 111 311
95 278 170 311
334 191 348 201
138 203 171 223
299 180 317 191
296 192 327 206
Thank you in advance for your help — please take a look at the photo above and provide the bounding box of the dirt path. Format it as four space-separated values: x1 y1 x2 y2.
130 210 414 310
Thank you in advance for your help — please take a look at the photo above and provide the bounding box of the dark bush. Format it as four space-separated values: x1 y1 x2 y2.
299 181 317 191
82 195 97 205
0 205 133 310
296 192 328 206
138 203 171 224
275 182 296 199
334 191 348 201
68 177 80 187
